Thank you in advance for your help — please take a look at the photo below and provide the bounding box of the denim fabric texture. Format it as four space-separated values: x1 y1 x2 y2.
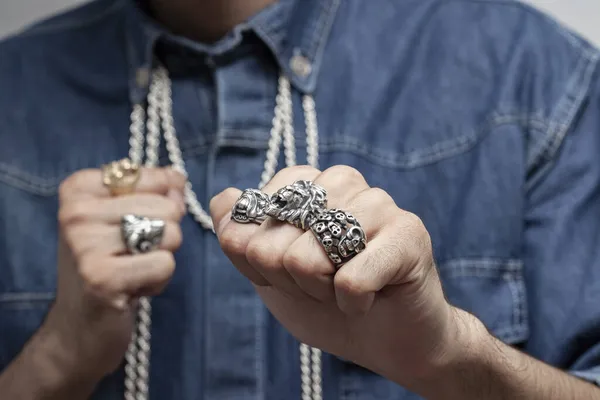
1 0 600 398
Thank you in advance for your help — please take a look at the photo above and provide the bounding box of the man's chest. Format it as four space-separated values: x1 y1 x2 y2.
0 64 530 399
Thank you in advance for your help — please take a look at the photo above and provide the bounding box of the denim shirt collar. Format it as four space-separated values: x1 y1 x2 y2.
124 0 340 104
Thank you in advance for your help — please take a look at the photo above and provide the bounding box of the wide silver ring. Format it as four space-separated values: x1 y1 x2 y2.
310 209 367 267
231 189 270 224
121 214 166 254
265 180 328 230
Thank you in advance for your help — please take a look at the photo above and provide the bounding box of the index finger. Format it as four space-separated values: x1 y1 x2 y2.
59 166 186 202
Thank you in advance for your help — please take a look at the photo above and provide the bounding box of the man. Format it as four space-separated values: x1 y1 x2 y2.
0 0 599 398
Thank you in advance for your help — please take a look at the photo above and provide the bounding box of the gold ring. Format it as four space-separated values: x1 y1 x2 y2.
102 158 141 196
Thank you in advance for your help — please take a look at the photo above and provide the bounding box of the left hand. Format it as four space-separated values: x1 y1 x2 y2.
209 165 465 386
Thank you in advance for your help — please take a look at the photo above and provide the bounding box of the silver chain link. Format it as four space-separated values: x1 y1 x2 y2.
125 66 322 400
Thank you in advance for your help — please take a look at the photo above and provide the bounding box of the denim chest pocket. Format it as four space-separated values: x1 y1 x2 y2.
319 108 530 337
0 180 59 368
438 259 528 342
320 122 529 399
0 120 127 368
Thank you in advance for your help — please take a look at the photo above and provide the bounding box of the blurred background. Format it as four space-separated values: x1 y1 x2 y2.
0 0 599 46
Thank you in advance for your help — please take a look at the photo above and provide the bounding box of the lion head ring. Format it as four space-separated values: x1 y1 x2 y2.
264 180 328 230
230 180 328 229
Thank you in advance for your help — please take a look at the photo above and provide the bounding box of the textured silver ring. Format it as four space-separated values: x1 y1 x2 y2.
121 214 166 254
265 180 328 230
231 189 270 224
310 209 367 267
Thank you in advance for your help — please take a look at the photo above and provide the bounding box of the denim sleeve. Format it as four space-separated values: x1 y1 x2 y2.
523 54 600 385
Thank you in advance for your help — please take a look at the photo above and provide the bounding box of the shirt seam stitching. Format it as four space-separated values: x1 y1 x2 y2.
526 49 600 181
450 0 596 54
0 114 549 196
0 292 55 302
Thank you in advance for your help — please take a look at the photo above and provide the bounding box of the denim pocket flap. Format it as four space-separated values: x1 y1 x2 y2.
438 258 528 344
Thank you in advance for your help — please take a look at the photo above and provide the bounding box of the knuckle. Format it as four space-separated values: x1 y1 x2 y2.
282 247 309 275
221 187 241 198
389 214 432 259
351 187 394 211
167 168 187 189
320 165 365 184
334 273 366 297
134 193 180 220
246 237 280 270
58 182 72 203
58 201 92 227
166 224 183 250
63 226 92 259
209 187 239 214
164 200 181 221
61 227 78 253
79 259 109 293
59 169 96 202
155 251 176 279
403 212 430 245
392 211 423 232
383 239 410 264
278 165 320 178
270 165 320 185
152 168 171 193
219 226 248 256
413 224 433 254
367 187 394 207
404 211 424 228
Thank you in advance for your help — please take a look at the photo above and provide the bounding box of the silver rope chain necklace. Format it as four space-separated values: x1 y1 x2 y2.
124 66 323 400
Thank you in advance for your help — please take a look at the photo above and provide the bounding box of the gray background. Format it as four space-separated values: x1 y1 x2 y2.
0 1 599 45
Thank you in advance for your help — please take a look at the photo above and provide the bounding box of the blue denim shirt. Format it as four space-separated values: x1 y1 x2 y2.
1 0 600 399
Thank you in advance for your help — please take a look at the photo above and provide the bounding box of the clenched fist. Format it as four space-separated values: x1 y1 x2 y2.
44 166 186 386
210 165 466 390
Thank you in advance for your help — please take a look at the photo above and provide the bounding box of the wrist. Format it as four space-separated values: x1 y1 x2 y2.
32 313 102 397
408 307 493 398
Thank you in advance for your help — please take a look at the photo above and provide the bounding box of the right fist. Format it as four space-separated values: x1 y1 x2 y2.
45 166 186 381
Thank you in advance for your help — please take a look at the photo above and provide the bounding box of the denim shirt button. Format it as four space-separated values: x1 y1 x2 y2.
135 67 151 88
290 53 312 78
205 56 216 68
